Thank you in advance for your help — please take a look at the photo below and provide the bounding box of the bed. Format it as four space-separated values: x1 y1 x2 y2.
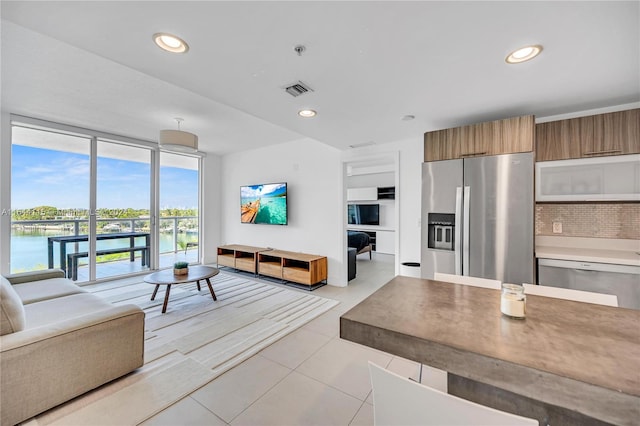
347 231 372 259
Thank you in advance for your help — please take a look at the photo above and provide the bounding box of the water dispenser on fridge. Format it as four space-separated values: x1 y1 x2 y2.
427 213 455 251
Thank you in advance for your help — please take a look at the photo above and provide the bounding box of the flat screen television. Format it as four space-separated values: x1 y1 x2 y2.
240 182 288 225
348 204 379 225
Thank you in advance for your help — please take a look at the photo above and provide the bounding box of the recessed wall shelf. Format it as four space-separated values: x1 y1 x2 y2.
347 186 396 201
377 186 395 200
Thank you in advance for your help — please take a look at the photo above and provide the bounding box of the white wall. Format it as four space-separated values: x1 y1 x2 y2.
220 137 345 286
200 153 222 265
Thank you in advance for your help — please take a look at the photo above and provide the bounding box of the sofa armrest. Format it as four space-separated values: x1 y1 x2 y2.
0 304 145 426
0 303 143 351
4 269 66 284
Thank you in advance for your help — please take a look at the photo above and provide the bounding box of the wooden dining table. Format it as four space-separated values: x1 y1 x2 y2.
340 275 640 426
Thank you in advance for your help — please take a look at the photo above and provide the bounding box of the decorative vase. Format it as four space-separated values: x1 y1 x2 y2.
174 267 188 275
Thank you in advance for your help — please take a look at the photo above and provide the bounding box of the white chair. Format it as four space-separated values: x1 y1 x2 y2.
522 283 618 307
369 362 537 426
434 272 502 290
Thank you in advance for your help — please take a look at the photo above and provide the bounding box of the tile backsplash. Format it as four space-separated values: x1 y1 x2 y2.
536 203 640 239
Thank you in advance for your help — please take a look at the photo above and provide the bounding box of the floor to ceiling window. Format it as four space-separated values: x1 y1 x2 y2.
159 152 200 268
9 116 201 282
95 139 153 281
10 125 90 275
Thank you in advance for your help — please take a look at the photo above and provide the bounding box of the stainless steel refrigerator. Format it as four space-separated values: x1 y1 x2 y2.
421 152 534 284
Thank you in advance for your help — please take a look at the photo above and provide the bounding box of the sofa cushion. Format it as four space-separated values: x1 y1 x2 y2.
1 277 26 335
13 277 86 305
23 293 115 330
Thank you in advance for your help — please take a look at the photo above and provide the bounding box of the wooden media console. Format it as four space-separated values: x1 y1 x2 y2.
216 245 270 274
217 245 328 289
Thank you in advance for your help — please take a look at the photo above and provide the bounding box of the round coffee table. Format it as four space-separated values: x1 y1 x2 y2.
143 265 220 313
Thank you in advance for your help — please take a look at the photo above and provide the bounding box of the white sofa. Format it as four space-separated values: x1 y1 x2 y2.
1 269 145 425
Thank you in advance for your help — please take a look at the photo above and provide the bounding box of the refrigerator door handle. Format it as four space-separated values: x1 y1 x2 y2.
463 186 470 276
454 187 462 275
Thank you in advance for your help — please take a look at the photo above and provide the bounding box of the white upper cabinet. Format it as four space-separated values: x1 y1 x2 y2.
347 187 378 201
536 154 640 201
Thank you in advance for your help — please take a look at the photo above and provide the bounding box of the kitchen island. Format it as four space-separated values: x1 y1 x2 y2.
340 275 640 425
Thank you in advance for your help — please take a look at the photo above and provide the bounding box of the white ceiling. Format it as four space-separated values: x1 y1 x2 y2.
1 1 638 155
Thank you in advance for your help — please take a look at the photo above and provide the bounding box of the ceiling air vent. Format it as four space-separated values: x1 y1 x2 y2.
284 81 313 97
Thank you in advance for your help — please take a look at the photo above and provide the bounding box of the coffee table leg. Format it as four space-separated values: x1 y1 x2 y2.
162 284 172 313
196 280 201 291
151 284 159 301
206 278 217 301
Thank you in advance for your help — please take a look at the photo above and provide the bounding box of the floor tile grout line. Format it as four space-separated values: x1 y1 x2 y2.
184 395 231 426
225 364 297 425
348 398 371 426
257 327 335 371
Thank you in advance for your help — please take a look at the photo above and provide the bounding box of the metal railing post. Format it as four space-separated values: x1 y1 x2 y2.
173 217 178 253
73 219 80 254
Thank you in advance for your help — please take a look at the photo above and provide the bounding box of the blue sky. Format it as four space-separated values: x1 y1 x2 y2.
241 183 286 199
11 145 198 210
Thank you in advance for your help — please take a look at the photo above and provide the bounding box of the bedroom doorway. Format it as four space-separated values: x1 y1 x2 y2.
343 153 399 284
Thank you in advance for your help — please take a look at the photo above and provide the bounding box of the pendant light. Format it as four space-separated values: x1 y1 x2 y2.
159 118 198 152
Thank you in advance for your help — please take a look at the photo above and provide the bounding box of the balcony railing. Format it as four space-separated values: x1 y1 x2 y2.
11 216 197 252
10 216 198 274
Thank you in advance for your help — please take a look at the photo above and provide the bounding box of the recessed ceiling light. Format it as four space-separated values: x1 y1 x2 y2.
402 115 415 121
153 33 189 53
505 45 543 64
298 109 317 118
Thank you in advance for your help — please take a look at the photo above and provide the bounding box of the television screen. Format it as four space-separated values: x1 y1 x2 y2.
241 182 288 225
348 204 379 225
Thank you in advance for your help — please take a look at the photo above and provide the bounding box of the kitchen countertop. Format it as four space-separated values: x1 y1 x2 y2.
535 236 640 266
340 276 640 425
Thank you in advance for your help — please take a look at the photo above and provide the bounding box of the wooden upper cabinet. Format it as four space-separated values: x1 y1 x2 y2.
535 109 639 161
424 115 534 162
424 129 459 161
489 115 534 155
599 109 640 156
535 119 581 161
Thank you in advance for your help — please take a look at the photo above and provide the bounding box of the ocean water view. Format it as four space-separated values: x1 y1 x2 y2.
10 229 197 272
240 196 287 225
253 197 287 225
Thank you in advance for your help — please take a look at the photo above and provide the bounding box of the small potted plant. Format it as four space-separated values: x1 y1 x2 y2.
174 261 189 275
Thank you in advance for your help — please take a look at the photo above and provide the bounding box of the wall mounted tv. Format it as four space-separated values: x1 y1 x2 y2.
241 182 288 225
348 204 380 225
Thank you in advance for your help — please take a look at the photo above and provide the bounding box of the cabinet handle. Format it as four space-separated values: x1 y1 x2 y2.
582 149 622 155
460 152 487 157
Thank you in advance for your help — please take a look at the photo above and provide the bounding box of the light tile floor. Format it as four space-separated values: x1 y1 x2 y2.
142 253 428 426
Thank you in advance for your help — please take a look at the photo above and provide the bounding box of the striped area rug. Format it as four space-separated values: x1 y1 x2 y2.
34 271 339 425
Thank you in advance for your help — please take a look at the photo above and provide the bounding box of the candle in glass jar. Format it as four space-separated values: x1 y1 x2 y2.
501 284 526 319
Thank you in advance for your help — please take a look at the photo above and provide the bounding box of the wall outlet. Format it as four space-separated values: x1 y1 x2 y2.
552 222 563 234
